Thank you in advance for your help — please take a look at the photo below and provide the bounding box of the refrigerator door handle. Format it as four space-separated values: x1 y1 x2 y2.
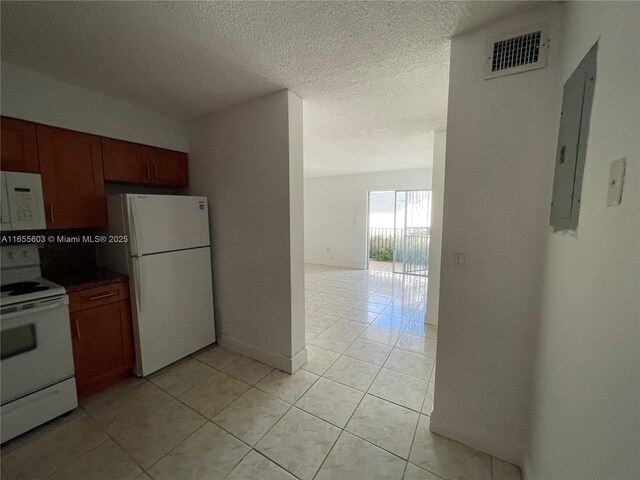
133 256 144 312
129 197 141 256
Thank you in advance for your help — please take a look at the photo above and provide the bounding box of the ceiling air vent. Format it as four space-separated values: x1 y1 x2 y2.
485 26 548 79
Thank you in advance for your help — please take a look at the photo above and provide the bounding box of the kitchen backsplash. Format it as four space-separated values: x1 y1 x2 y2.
1 229 98 276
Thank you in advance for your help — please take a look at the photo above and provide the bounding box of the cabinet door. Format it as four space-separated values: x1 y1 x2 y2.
102 138 150 184
70 300 134 400
149 147 188 187
37 125 107 228
1 117 39 173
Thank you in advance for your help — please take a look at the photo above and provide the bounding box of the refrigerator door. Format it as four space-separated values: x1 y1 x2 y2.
130 246 215 376
128 195 210 256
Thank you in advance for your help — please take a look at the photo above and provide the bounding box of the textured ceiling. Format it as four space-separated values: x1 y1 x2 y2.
1 1 542 176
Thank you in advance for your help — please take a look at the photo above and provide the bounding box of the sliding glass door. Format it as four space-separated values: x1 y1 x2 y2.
368 189 431 276
393 190 431 276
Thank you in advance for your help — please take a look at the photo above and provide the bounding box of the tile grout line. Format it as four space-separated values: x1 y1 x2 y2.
231 448 301 480
142 420 211 476
350 343 422 458
219 447 254 480
81 386 164 478
143 368 303 478
12 268 427 480
133 364 259 477
33 414 114 479
311 371 421 478
253 404 330 480
80 377 177 476
217 371 327 479
305 267 431 476
304 292 420 479
405 395 425 477
419 355 437 415
107 376 213 477
306 275 431 400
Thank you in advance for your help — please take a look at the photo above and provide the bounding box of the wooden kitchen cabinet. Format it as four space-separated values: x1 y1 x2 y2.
149 147 188 187
1 117 40 173
69 282 134 400
102 138 149 184
102 138 188 188
36 125 107 228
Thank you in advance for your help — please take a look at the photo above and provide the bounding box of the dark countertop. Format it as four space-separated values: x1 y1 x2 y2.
49 269 129 293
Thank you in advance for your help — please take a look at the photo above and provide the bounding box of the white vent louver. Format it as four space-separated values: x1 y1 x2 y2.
485 26 548 79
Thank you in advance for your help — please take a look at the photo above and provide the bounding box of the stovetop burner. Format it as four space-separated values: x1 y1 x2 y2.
8 286 51 296
0 281 41 292
1 246 67 307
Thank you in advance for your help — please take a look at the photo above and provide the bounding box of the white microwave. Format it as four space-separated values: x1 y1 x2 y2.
0 171 46 230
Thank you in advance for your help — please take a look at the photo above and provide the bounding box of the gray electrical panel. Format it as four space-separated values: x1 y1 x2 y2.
550 42 598 231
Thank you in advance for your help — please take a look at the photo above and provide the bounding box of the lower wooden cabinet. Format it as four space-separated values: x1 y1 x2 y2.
69 282 134 400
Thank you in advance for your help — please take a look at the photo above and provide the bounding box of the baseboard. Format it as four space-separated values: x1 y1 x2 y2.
305 259 365 270
425 310 438 326
218 334 308 374
430 409 524 467
289 346 309 372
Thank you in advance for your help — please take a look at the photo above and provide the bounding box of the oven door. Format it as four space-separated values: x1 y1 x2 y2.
1 296 74 405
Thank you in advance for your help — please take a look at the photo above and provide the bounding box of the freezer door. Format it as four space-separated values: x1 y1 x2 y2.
130 247 215 376
128 195 210 256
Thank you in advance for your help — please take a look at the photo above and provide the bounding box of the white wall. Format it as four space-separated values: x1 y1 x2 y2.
188 90 307 373
425 130 446 326
288 94 306 358
432 5 563 464
304 168 432 269
1 62 188 151
526 3 640 479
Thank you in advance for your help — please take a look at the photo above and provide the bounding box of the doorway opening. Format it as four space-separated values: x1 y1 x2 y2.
367 190 432 276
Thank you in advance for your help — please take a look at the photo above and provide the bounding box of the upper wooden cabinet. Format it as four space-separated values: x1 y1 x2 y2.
37 125 107 229
149 147 188 187
3 117 189 227
102 138 188 188
1 117 40 173
102 138 149 184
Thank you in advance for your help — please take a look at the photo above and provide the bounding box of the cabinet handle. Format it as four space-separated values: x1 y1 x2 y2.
146 164 151 180
49 204 55 224
88 292 117 301
153 163 158 180
75 319 81 339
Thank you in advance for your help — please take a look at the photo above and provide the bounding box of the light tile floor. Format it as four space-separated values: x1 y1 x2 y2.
0 264 522 480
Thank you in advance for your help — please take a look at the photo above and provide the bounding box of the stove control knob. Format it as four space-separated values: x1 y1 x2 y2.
7 252 16 260
21 251 29 258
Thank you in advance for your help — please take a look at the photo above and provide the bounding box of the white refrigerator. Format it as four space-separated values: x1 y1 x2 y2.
99 194 215 376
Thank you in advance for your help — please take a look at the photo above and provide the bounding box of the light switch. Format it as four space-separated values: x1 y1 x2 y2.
456 252 466 266
607 158 626 207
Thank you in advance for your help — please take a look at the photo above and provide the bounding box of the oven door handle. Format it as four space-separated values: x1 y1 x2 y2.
0 297 68 320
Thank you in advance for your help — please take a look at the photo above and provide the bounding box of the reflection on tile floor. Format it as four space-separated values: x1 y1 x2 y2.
0 264 521 480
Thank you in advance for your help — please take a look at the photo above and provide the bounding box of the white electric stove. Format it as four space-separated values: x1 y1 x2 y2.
0 245 77 443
